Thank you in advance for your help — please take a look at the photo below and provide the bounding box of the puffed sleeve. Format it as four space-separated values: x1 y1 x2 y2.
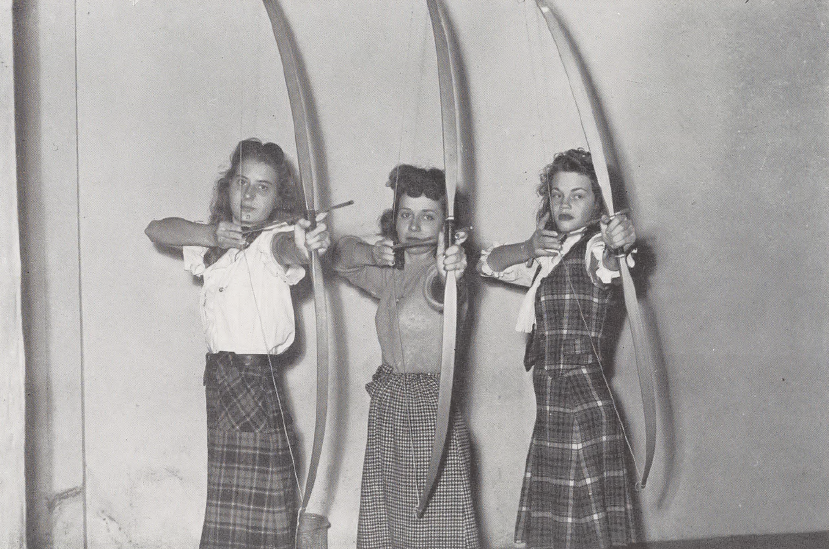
183 245 207 276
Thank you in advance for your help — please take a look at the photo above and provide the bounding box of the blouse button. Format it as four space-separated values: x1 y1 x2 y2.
219 287 224 292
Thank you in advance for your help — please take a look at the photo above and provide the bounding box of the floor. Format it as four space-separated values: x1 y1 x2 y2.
497 531 829 549
630 531 829 549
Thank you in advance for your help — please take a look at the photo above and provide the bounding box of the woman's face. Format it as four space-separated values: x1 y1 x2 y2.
549 171 600 233
395 193 446 256
229 160 279 227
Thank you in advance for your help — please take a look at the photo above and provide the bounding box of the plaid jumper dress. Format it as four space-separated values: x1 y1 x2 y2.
515 234 636 549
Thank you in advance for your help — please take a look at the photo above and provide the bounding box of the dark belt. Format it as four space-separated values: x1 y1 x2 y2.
204 352 282 384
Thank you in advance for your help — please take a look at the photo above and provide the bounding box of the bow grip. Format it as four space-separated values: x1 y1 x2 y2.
307 208 317 231
444 216 455 250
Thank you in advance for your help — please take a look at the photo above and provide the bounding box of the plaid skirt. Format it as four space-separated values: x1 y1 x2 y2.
201 352 299 549
515 365 636 549
357 364 479 549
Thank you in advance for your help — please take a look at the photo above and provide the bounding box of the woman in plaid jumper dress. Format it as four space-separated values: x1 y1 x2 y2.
479 149 638 548
333 165 479 548
145 139 330 549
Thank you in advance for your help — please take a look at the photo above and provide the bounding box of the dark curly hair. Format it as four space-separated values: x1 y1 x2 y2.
378 164 446 267
379 164 446 237
536 148 606 227
204 138 300 266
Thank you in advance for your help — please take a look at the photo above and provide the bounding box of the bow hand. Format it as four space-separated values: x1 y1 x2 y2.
437 229 468 282
295 214 331 259
600 213 636 255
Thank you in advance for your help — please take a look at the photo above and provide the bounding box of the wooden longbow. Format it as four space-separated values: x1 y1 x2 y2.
417 0 466 516
534 0 657 489
262 0 331 519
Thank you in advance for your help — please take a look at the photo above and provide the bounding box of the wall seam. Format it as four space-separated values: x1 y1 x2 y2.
72 1 89 547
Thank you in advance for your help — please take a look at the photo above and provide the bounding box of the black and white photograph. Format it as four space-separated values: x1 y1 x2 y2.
2 1 828 548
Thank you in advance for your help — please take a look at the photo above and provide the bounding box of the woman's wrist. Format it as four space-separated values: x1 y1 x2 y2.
208 223 220 247
522 238 534 261
601 247 620 270
357 240 379 266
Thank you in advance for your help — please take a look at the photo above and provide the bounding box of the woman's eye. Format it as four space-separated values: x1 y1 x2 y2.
423 214 435 222
258 184 269 192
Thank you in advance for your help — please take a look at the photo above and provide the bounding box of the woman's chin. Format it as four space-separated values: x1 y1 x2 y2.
235 215 267 228
403 243 435 258
557 221 586 233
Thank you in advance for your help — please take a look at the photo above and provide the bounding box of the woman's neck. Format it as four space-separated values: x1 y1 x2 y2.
403 249 435 266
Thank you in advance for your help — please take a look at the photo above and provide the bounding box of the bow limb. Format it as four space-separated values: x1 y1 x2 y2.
262 0 330 514
416 0 464 517
534 0 657 489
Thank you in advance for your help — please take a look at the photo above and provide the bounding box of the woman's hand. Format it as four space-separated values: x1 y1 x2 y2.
214 221 246 249
437 229 469 281
601 213 636 253
295 212 331 257
525 212 564 259
370 238 396 267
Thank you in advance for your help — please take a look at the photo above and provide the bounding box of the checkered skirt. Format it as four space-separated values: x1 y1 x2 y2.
357 364 479 549
200 352 299 549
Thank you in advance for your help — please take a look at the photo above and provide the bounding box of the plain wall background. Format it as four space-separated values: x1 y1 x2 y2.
15 1 829 547
2 0 26 546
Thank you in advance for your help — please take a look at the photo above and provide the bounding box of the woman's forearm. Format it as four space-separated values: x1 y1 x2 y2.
332 236 376 270
483 240 533 273
272 232 308 266
145 218 217 248
601 248 621 271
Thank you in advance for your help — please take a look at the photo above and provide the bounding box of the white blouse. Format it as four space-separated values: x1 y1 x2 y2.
183 225 305 355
